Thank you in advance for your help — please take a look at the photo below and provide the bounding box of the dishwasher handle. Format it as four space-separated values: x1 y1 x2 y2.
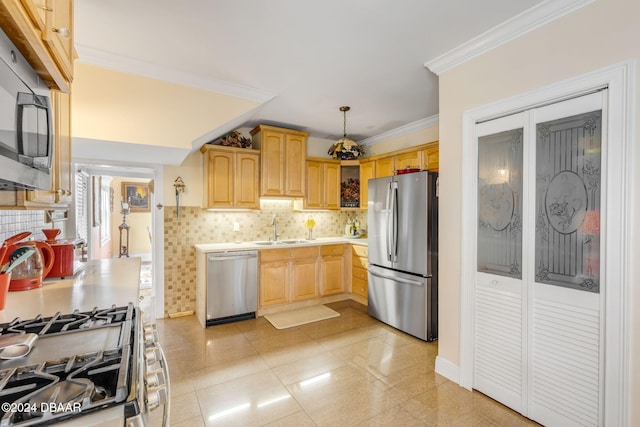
208 251 258 262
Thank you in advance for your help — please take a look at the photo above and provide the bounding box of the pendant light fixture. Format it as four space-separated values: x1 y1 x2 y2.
337 106 356 148
329 106 362 159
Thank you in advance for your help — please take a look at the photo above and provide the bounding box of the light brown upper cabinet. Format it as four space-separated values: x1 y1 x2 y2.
51 89 72 204
394 150 422 172
359 160 375 209
299 158 340 210
42 0 74 84
371 142 439 178
251 125 307 198
1 0 74 91
200 145 260 210
421 142 439 172
375 156 395 178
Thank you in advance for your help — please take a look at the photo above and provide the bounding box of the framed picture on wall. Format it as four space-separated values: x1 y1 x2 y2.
122 182 150 212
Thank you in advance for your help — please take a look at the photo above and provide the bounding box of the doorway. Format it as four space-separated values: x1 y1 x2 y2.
71 161 165 320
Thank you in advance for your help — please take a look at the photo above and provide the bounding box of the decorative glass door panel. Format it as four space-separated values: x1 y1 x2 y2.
477 128 523 278
534 111 602 293
472 91 606 425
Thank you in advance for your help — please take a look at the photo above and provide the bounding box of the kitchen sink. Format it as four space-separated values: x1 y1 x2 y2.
252 239 307 246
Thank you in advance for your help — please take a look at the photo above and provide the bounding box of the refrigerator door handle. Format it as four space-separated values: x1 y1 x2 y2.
385 182 393 261
369 265 424 287
390 181 398 263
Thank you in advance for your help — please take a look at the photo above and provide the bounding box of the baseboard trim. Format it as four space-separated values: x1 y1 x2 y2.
168 310 194 318
435 356 461 385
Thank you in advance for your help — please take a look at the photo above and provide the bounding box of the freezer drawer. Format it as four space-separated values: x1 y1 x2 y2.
367 265 437 341
206 251 258 325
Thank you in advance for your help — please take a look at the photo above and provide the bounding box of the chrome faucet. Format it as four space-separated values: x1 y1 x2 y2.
271 214 279 241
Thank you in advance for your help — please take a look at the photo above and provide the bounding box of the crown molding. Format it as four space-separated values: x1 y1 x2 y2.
424 0 597 75
359 115 439 146
75 45 276 104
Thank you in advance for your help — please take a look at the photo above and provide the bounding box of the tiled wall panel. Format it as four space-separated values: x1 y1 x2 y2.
163 201 367 316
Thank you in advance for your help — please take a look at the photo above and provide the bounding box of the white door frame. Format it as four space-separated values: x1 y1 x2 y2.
73 159 165 320
459 61 634 426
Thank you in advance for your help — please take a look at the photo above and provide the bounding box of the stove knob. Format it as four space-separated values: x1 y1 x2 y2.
145 348 158 365
143 323 160 345
147 385 168 411
146 368 166 387
145 332 158 346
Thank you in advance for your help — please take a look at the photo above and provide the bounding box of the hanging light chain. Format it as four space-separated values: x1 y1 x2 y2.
340 106 350 138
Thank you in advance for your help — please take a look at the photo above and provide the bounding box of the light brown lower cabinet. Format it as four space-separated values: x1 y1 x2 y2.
290 258 319 301
259 246 319 307
259 244 350 307
351 245 368 298
320 244 346 296
259 261 289 307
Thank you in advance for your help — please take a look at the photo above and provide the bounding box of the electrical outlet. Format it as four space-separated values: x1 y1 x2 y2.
232 222 240 232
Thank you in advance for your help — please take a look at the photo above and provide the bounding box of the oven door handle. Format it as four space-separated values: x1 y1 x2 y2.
157 344 171 427
146 340 171 426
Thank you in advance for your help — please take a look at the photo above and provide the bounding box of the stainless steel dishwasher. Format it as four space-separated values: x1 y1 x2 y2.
206 250 258 325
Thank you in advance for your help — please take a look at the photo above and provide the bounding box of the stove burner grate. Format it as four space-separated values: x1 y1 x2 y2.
0 305 133 337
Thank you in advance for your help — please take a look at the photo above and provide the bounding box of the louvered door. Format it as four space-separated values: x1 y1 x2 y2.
528 94 604 427
475 113 527 413
474 91 605 426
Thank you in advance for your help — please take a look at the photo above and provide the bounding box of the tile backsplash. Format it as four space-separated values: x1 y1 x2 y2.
0 210 65 242
163 200 367 316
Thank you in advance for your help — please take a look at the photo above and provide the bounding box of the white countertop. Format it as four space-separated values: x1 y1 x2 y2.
194 236 367 253
0 257 141 323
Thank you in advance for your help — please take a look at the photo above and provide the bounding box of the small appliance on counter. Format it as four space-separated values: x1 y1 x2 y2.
42 229 86 279
1 232 54 291
46 239 81 279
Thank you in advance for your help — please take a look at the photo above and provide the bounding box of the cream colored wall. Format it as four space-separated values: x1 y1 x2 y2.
163 151 203 207
72 63 261 149
436 0 638 422
110 177 152 256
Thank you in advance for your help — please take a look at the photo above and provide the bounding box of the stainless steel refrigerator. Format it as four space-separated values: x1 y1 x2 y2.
367 171 438 341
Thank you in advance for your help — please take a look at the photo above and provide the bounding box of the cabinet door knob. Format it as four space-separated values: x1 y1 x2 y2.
52 27 71 38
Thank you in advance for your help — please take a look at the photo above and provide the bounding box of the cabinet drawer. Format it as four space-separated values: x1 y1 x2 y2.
321 244 345 257
260 246 318 262
352 244 368 258
352 255 368 270
353 266 368 281
352 276 368 298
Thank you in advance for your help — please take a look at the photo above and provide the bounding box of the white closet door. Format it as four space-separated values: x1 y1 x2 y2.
473 91 606 427
528 92 605 427
474 112 528 413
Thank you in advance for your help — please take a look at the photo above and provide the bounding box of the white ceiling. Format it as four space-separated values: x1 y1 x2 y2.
74 0 546 144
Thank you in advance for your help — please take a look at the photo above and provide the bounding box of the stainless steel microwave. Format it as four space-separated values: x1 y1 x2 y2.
0 28 53 190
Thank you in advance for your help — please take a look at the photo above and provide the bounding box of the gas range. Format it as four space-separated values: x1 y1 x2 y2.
0 304 169 426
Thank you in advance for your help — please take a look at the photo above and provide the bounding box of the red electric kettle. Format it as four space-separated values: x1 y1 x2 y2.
1 232 54 291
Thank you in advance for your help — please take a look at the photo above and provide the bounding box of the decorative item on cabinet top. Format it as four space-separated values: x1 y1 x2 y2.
210 130 252 148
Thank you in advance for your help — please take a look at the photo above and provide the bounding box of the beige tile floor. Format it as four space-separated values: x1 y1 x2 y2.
155 300 539 426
